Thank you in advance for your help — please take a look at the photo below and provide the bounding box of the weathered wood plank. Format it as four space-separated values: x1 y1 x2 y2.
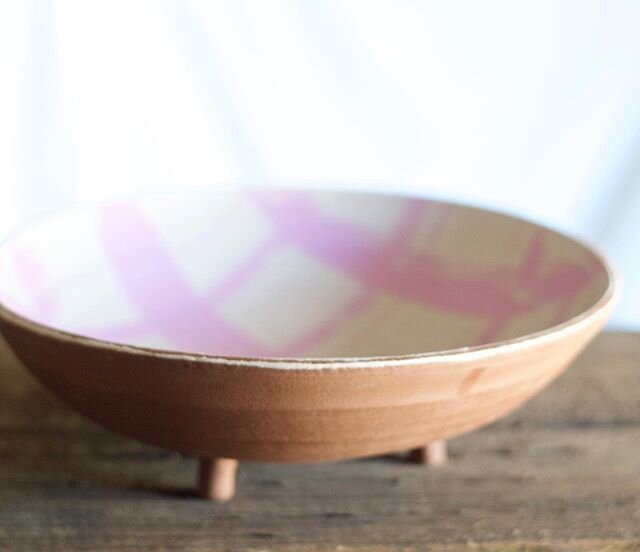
1 332 639 551
500 331 640 426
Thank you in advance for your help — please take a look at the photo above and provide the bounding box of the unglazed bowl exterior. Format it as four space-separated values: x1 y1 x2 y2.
0 189 616 462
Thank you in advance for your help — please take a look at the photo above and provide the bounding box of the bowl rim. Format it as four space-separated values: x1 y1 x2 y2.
0 186 619 371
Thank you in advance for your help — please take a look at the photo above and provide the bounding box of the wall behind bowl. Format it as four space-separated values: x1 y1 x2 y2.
0 0 639 328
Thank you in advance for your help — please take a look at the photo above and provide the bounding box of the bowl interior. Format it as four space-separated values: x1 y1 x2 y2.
0 189 610 359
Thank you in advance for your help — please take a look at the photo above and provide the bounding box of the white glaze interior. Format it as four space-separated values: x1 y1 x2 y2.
0 189 610 359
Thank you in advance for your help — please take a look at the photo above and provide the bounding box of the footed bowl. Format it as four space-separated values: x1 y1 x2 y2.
0 189 616 500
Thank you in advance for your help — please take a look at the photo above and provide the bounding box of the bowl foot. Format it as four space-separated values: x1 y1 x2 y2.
409 440 447 466
197 457 238 501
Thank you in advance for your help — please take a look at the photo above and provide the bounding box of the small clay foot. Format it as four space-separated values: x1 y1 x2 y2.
198 457 239 501
409 440 447 466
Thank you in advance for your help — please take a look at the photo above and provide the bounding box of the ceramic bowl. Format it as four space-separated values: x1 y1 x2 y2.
0 189 616 500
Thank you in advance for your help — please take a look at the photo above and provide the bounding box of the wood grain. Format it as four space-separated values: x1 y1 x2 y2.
1 332 639 551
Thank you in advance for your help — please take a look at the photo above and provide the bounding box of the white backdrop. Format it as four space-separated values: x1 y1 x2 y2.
1 0 639 327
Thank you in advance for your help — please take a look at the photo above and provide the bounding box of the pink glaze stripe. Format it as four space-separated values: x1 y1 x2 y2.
98 202 268 356
281 199 430 356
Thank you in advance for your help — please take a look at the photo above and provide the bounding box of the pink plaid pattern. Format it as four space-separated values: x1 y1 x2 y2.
0 190 602 359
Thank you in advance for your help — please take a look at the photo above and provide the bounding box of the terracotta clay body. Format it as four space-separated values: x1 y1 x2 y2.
0 189 616 499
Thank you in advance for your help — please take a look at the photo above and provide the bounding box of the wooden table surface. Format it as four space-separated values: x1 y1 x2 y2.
1 332 639 551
